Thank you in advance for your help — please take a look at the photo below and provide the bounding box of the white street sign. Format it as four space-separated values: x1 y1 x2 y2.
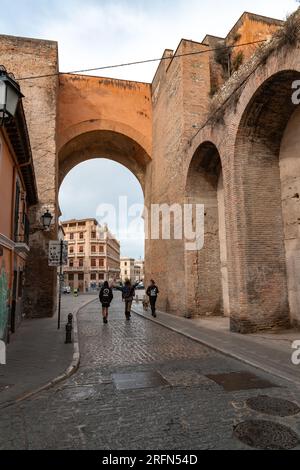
48 241 68 267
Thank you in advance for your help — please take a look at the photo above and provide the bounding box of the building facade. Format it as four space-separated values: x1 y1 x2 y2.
134 259 144 282
0 74 38 341
2 10 300 333
120 257 135 283
62 219 120 291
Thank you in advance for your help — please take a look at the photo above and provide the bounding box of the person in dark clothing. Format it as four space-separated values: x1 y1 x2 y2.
146 280 159 317
99 281 113 324
122 280 135 321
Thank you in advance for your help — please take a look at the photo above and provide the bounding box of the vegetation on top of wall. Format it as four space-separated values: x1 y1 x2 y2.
232 51 244 72
207 8 300 121
214 41 232 78
258 8 300 65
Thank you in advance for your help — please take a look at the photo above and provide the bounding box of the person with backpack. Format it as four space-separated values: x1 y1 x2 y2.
99 281 113 324
146 279 159 318
122 279 135 321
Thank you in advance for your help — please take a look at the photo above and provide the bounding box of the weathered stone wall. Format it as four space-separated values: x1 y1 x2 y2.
0 34 59 318
149 40 211 316
280 106 300 327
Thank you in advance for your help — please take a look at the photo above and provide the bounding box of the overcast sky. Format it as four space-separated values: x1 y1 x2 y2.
1 0 298 258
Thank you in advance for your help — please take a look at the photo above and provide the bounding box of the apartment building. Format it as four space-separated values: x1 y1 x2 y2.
120 257 135 283
62 219 120 291
0 68 38 341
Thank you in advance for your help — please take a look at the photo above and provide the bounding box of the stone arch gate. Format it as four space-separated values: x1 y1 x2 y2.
1 24 300 332
0 35 152 318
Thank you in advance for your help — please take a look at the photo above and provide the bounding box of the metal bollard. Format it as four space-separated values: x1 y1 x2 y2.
65 313 73 344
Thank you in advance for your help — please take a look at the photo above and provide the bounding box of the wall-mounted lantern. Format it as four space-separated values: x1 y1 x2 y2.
41 210 53 231
0 66 24 126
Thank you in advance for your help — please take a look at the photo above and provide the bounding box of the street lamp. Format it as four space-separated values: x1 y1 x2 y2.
0 66 24 125
41 210 53 231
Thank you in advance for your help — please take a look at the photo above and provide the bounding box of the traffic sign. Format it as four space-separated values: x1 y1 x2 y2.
48 241 68 267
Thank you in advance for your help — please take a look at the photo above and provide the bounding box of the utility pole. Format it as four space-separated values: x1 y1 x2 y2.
57 239 63 330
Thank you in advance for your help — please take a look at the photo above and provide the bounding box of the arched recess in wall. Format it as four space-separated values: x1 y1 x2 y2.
185 141 229 318
58 129 151 193
233 69 300 332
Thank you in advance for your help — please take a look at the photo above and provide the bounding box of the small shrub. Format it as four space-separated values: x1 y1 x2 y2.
278 10 300 47
214 41 232 73
232 51 244 71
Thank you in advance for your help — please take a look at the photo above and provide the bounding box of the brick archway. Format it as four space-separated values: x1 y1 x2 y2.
231 69 300 333
58 126 151 191
185 141 229 318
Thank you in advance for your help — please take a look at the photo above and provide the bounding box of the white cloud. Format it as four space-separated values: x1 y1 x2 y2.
35 0 299 82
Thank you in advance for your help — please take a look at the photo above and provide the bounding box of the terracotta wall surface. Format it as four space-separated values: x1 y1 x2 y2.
0 134 14 239
58 74 152 188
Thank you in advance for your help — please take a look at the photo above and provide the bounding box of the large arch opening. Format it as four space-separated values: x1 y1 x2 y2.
58 129 151 192
58 129 149 293
185 141 229 318
232 69 300 332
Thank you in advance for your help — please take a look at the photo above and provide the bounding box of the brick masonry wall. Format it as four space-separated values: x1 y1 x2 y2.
186 38 300 333
0 34 59 318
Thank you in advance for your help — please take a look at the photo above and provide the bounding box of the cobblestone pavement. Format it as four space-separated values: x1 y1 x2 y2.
0 294 97 405
0 293 300 450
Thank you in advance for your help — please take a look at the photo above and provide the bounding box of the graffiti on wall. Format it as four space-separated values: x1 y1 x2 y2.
0 264 9 340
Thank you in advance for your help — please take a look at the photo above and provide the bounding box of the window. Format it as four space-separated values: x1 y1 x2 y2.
79 259 84 267
99 274 104 280
91 246 96 253
99 245 104 253
79 232 84 239
78 273 84 281
125 270 127 275
91 273 96 280
70 246 74 254
99 259 104 267
70 233 74 240
14 181 21 242
69 274 74 281
125 262 127 266
69 260 74 267
91 232 96 239
91 259 97 267
79 246 84 253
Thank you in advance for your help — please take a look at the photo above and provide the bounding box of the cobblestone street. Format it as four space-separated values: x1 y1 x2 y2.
0 293 300 450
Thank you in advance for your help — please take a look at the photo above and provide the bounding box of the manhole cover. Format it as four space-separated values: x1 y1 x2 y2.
206 372 277 391
112 371 169 391
233 420 300 450
246 396 300 417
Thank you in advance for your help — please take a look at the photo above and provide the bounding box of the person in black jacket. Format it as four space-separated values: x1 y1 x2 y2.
146 280 159 317
122 279 135 321
99 281 113 324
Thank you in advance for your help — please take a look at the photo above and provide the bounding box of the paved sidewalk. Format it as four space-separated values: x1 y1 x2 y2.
132 302 300 386
0 294 97 406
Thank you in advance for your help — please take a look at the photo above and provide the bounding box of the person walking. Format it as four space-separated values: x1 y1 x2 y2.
146 279 159 318
99 281 113 324
122 280 135 321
